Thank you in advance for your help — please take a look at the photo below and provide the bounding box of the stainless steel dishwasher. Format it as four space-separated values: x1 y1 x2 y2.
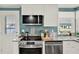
45 41 63 54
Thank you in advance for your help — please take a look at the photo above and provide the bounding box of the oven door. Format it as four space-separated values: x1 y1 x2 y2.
19 48 42 54
19 41 43 54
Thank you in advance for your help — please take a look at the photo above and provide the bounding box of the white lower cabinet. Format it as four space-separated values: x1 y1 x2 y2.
0 35 19 54
0 36 19 54
0 42 19 54
12 42 19 54
63 41 79 54
0 36 2 54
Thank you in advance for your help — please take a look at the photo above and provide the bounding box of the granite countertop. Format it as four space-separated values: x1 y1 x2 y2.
45 36 79 42
57 36 76 40
13 35 79 42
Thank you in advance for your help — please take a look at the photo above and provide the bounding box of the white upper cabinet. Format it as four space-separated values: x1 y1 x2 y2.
22 5 58 26
44 5 58 26
22 5 45 15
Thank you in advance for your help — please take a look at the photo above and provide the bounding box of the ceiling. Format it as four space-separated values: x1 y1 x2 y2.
0 4 79 8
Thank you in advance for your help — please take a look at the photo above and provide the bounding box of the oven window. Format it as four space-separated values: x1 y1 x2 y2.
19 48 42 54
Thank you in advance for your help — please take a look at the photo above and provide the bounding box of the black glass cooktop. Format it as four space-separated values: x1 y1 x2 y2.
20 36 42 41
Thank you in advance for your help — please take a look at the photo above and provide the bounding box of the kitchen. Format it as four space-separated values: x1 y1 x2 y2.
0 4 79 54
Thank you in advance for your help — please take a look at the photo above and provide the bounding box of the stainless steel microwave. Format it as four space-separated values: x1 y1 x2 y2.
22 15 43 25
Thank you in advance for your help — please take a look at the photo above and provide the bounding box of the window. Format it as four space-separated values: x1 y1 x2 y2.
5 16 16 34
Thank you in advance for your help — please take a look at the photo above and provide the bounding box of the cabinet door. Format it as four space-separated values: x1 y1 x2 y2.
0 36 2 54
63 41 79 54
22 5 45 15
0 37 1 53
44 5 58 26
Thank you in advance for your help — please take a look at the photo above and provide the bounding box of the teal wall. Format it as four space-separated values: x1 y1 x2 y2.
20 25 57 36
59 7 79 12
59 8 75 12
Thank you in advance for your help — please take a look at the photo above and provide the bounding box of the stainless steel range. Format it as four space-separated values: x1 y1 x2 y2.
19 41 43 54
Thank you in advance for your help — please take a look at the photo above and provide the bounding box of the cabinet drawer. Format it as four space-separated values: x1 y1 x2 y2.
63 41 77 49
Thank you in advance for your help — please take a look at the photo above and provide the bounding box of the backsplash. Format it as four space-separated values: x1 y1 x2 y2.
20 25 57 36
